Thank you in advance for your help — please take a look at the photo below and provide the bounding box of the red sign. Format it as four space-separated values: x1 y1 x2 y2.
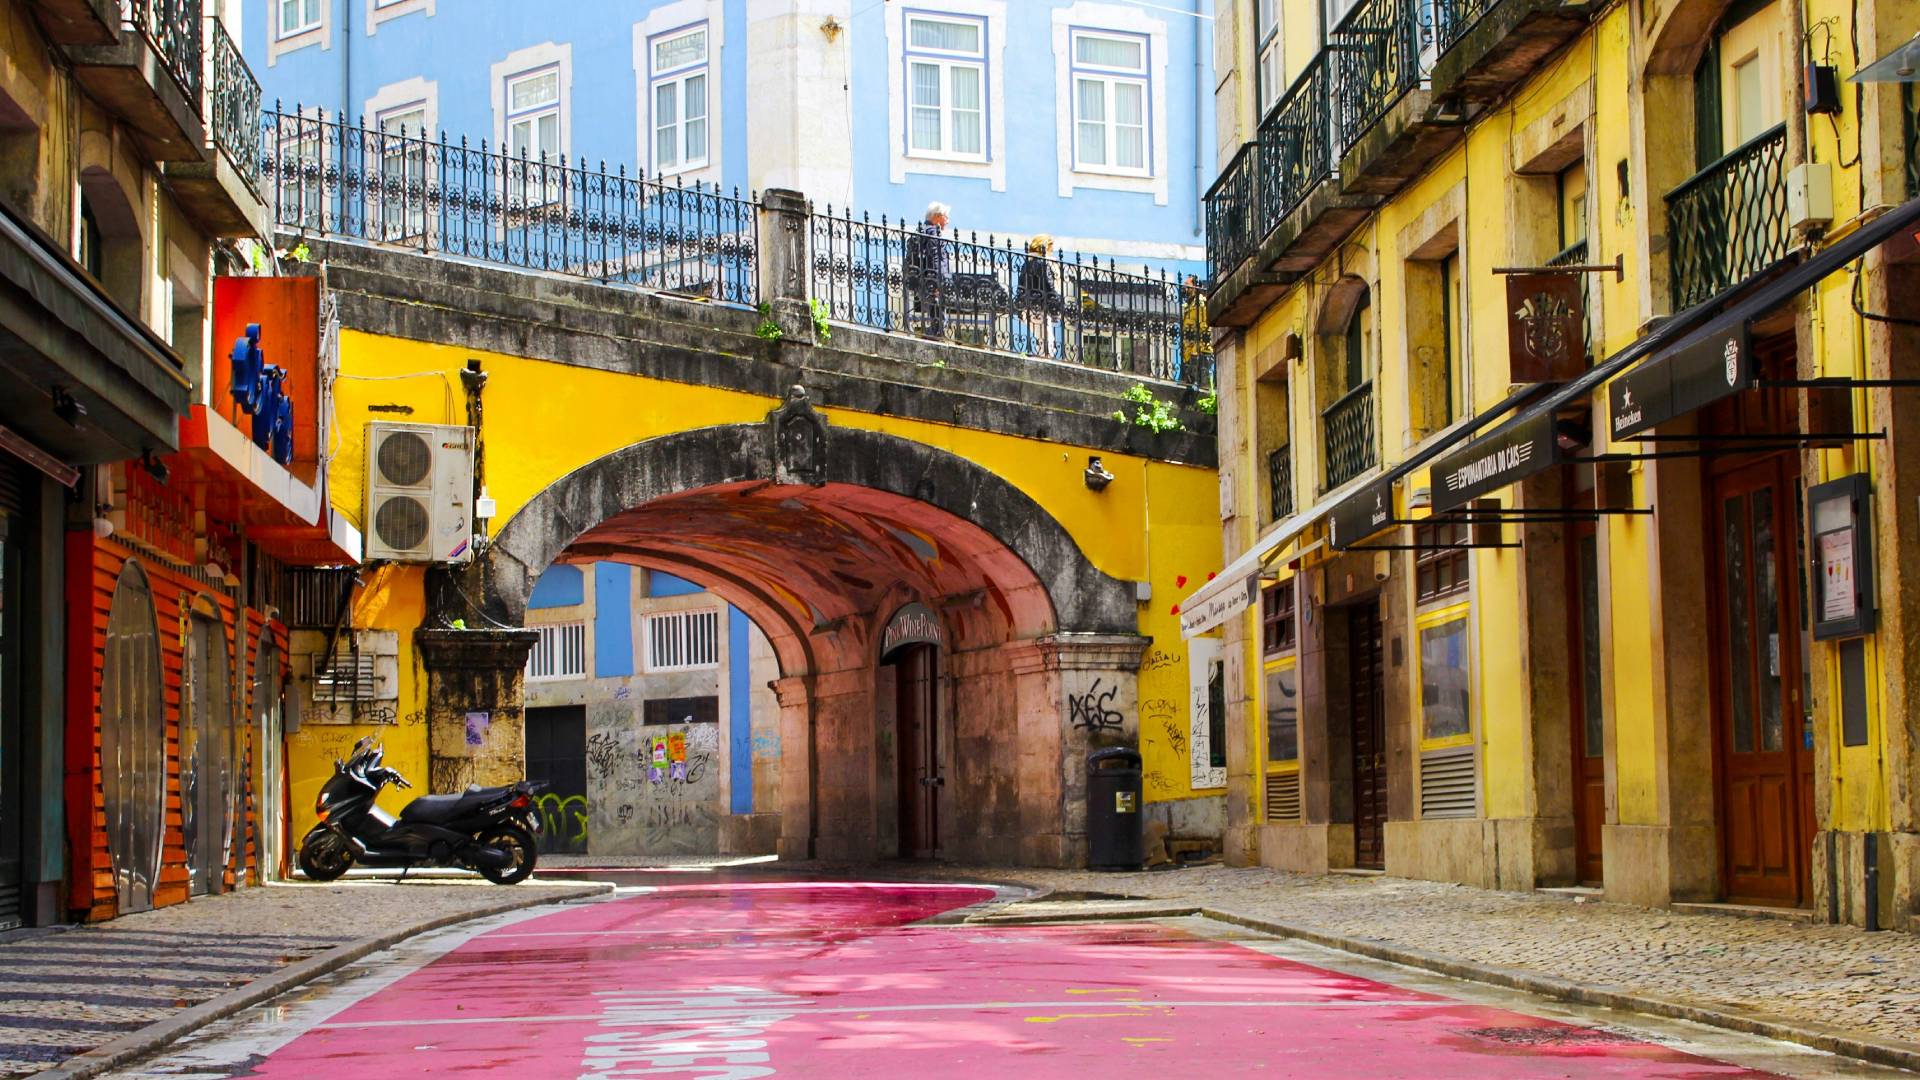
1505 273 1585 384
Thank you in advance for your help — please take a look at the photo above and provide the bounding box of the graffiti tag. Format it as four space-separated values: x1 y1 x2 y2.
1068 679 1124 732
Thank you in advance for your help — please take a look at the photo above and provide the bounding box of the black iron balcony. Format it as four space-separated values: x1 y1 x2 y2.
1545 238 1592 362
1431 0 1498 56
1205 142 1258 285
1331 0 1423 156
1269 444 1295 521
208 19 259 190
1261 54 1336 232
67 0 206 160
129 0 202 109
162 17 265 237
1323 381 1376 489
1665 123 1788 311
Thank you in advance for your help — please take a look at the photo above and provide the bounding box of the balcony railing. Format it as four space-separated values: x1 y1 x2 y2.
1323 381 1376 489
1665 123 1788 311
207 19 259 189
126 0 203 107
1545 238 1592 362
261 107 759 305
1269 444 1295 521
1262 55 1336 231
1905 84 1918 201
1205 142 1259 283
809 206 1212 387
1331 0 1424 155
1431 0 1499 57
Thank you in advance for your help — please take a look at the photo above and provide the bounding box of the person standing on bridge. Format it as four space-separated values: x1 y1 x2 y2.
1019 234 1062 359
905 202 952 338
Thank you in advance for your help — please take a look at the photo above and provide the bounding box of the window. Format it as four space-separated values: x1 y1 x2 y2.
650 25 709 173
506 67 561 161
643 696 719 726
1207 659 1226 770
78 197 102 280
1262 580 1296 655
905 14 987 161
1257 0 1281 114
527 622 588 681
1441 252 1461 424
1732 55 1764 146
279 0 321 38
645 609 720 671
1418 616 1471 742
276 110 325 229
1071 30 1149 175
376 103 428 240
1265 664 1298 762
1414 519 1471 602
1556 162 1588 250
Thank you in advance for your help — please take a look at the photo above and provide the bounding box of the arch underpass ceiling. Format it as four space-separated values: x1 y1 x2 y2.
554 481 1057 678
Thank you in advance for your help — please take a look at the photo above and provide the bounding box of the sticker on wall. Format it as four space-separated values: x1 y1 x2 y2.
1187 640 1226 791
464 712 489 748
668 731 687 763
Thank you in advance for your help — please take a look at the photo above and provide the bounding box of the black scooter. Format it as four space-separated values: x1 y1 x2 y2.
298 737 544 884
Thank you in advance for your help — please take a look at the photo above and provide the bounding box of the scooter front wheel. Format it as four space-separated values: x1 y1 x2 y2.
475 824 537 885
298 827 354 882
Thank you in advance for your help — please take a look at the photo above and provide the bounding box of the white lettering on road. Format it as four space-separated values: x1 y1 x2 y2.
578 986 813 1080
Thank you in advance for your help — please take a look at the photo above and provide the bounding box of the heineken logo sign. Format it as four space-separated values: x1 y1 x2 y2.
1608 320 1749 440
1329 475 1398 550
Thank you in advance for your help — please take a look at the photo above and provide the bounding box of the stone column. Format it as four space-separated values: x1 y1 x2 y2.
772 674 815 861
414 629 539 793
807 667 877 862
756 188 817 346
1011 633 1150 867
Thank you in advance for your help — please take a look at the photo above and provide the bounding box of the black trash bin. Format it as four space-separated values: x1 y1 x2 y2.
1086 747 1144 871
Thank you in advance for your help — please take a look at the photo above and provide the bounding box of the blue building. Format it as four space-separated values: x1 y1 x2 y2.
246 0 1212 274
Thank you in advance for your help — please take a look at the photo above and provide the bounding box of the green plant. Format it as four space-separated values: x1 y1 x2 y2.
1114 383 1182 434
754 303 785 341
1196 385 1218 416
286 241 312 264
809 297 832 343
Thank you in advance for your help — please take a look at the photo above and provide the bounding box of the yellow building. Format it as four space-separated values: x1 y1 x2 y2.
1192 0 1920 927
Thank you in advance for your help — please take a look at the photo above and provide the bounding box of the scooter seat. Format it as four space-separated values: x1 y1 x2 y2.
399 786 512 825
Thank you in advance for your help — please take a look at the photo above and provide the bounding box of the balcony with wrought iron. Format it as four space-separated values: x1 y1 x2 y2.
1545 238 1592 362
1322 381 1377 490
1206 56 1372 328
67 0 206 161
1426 0 1595 110
27 0 121 45
1268 444 1295 522
1665 124 1789 311
165 18 270 240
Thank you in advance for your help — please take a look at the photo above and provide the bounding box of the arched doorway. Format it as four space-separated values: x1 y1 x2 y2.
182 610 236 896
879 602 947 860
101 563 164 914
253 636 286 882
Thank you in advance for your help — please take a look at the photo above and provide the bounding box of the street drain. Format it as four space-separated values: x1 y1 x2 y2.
1039 891 1144 902
1464 1026 1637 1047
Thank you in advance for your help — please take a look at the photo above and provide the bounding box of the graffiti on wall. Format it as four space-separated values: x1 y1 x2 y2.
535 792 590 854
1068 679 1124 732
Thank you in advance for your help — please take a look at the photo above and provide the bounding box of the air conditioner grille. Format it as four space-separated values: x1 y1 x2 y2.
377 430 433 487
374 495 430 551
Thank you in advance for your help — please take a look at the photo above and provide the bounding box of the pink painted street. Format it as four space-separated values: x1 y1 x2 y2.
100 877 1896 1079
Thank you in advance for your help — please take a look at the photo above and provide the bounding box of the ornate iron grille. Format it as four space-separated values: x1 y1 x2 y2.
1664 123 1787 311
1331 0 1423 156
1431 0 1500 57
1259 54 1335 234
808 206 1212 386
1268 444 1294 521
208 19 259 190
125 0 204 108
1323 380 1376 489
260 107 759 305
1905 83 1918 200
1546 238 1591 362
1205 142 1259 284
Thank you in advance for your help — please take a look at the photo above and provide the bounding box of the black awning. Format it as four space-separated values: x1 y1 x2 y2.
1431 194 1920 503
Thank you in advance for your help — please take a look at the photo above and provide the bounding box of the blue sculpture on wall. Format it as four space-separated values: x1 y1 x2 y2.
227 323 295 467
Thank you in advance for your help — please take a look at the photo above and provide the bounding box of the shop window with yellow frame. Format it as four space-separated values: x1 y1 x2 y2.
1414 522 1477 818
1261 580 1302 823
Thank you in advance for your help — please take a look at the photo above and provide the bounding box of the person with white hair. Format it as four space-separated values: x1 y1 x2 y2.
904 201 953 337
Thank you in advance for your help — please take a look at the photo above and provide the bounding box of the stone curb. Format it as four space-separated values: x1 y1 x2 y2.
974 895 1920 1074
30 882 615 1080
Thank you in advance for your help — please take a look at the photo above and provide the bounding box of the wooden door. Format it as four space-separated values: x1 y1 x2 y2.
894 644 941 859
1568 522 1607 886
1709 455 1811 906
525 706 588 855
1349 605 1387 871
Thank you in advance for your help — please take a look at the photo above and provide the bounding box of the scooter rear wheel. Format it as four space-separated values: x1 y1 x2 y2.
475 824 537 885
298 828 353 881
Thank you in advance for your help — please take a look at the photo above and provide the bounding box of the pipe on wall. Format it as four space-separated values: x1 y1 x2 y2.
1193 0 1205 236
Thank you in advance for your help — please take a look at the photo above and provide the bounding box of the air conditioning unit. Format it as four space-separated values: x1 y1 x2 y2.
364 422 475 563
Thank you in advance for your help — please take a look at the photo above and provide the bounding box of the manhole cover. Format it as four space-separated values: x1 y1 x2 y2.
1464 1026 1637 1047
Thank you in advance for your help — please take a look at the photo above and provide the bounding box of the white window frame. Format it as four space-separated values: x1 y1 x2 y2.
366 78 438 242
645 609 721 673
1257 0 1282 115
903 13 989 164
648 23 711 175
268 0 329 65
366 0 433 35
1069 28 1151 178
272 104 329 230
526 622 589 682
1050 2 1170 204
277 0 322 39
504 66 562 162
632 1 726 190
491 42 573 165
886 0 1007 191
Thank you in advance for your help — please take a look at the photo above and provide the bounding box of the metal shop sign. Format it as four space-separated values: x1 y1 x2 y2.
880 601 944 655
1609 320 1751 439
1328 475 1399 550
1506 273 1586 384
1180 575 1256 639
1431 410 1557 513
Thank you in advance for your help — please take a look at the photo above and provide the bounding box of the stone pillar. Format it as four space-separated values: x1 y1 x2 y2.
1011 633 1150 867
414 629 539 793
756 188 817 346
807 667 877 862
772 674 815 861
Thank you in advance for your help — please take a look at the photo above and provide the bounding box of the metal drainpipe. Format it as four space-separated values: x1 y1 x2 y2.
1194 0 1205 236
340 0 353 122
1784 0 1808 170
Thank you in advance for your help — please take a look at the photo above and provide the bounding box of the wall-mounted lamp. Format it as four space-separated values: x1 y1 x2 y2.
139 451 169 485
52 386 86 428
1084 455 1115 492
820 15 843 40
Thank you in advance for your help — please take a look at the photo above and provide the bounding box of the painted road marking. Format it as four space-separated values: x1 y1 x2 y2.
312 999 1444 1029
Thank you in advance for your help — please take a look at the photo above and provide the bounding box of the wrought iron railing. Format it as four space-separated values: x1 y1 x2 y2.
1205 142 1259 283
260 107 759 304
1323 381 1376 489
1261 54 1336 232
1269 444 1294 521
1546 238 1592 362
125 0 203 108
808 206 1212 387
1905 83 1919 200
1331 0 1424 155
207 19 259 189
1665 123 1788 310
1431 0 1500 57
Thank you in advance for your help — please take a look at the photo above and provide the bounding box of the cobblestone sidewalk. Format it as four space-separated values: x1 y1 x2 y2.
0 877 598 1078
907 864 1920 1052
